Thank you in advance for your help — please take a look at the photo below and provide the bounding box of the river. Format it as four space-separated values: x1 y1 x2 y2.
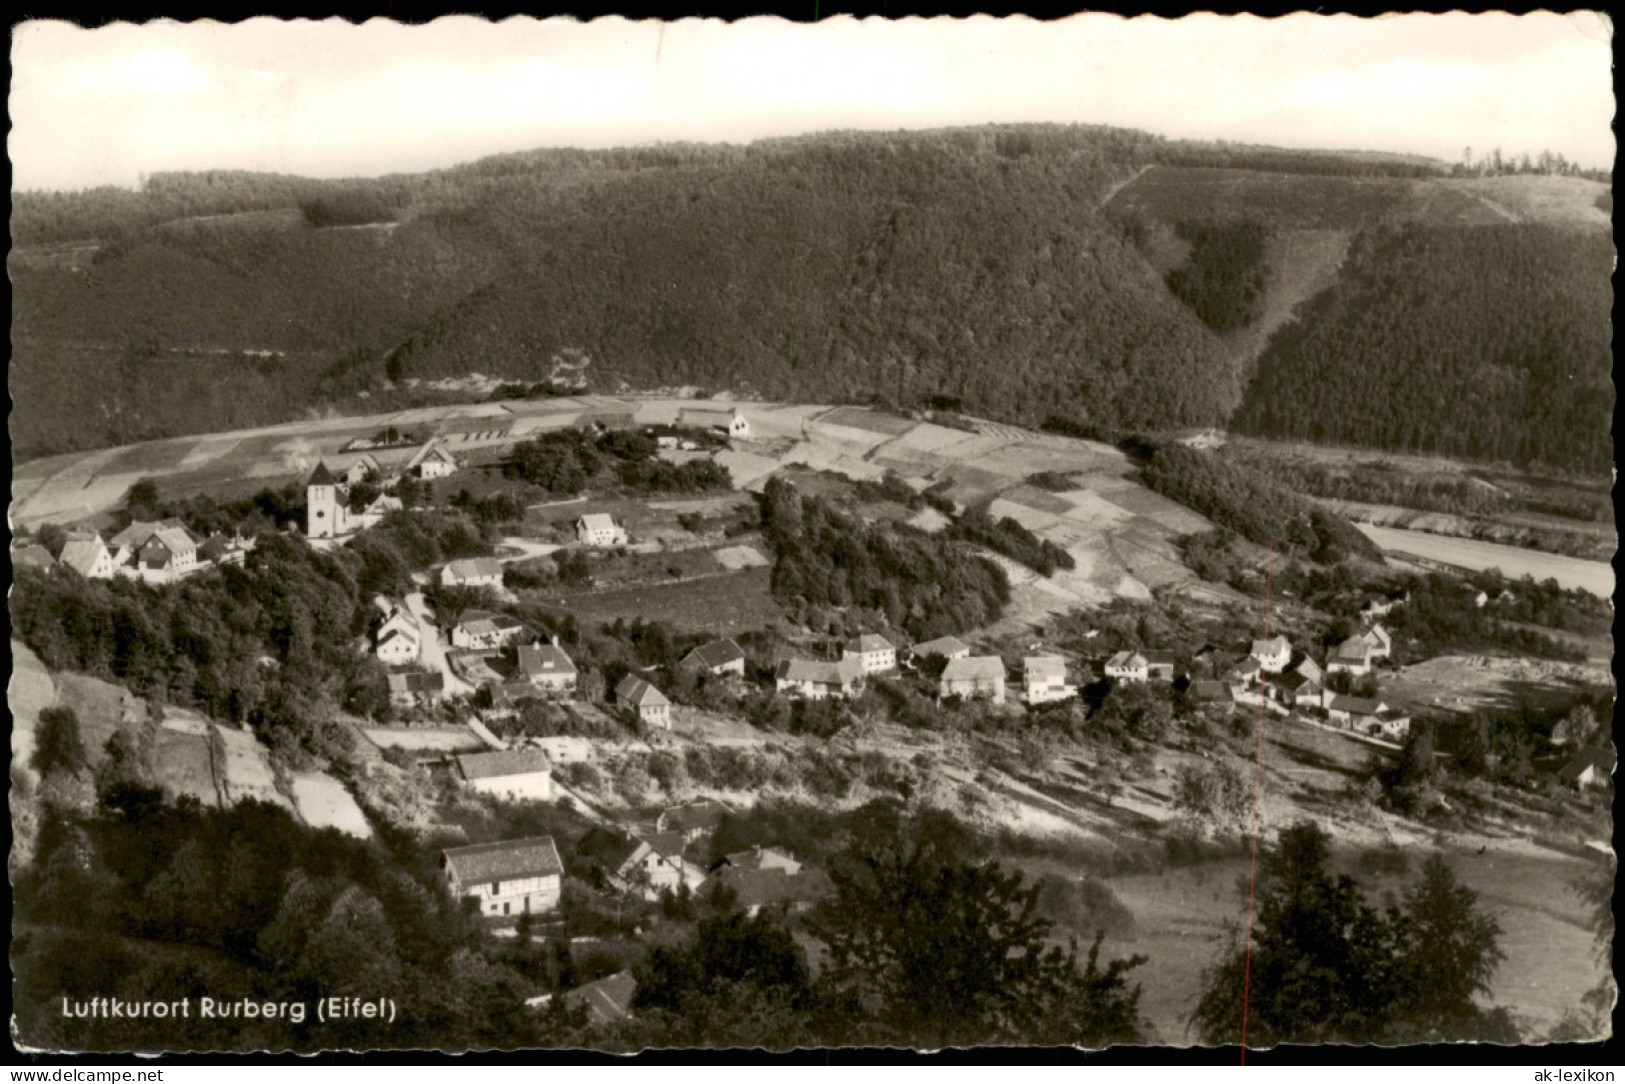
1357 523 1614 599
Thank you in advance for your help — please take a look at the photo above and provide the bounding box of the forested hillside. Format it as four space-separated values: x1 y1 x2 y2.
1230 225 1614 475
11 125 1611 475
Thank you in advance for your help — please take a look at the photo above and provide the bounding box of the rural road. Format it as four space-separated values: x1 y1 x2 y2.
497 536 561 563
405 591 476 696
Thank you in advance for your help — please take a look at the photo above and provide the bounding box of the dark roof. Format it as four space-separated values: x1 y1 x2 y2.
562 971 636 1026
615 673 670 708
518 644 576 676
457 749 552 781
1327 695 1383 716
1275 671 1313 692
1559 748 1616 782
658 798 730 833
682 638 747 670
442 836 563 882
388 670 445 694
308 461 337 486
704 865 834 910
1189 680 1232 702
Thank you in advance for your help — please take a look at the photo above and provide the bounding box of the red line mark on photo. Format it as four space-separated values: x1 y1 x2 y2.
1239 538 1273 1063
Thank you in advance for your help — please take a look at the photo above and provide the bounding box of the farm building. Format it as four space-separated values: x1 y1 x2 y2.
57 537 118 578
841 633 898 674
1359 624 1393 659
775 658 866 700
451 610 526 650
456 749 554 801
441 557 503 589
1271 670 1325 709
1188 680 1234 712
680 638 748 677
1105 651 1149 683
1324 695 1388 730
676 407 751 441
615 674 672 729
1022 656 1076 704
1327 637 1373 676
940 656 1006 704
575 513 628 547
516 644 578 694
1558 748 1615 791
441 836 563 918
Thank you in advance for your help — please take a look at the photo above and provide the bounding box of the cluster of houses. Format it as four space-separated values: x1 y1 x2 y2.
305 439 460 542
14 519 256 586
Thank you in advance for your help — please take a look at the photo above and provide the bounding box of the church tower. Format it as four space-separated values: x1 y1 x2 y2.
306 462 345 539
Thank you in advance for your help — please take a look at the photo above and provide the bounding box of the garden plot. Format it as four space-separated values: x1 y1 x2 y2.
215 725 294 811
780 442 889 481
986 498 1065 533
717 450 784 489
937 463 1014 505
1058 490 1136 529
998 486 1076 516
55 673 139 769
291 772 372 838
159 706 213 735
819 406 916 436
712 545 769 571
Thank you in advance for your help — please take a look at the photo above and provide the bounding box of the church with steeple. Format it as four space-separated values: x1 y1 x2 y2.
307 460 404 542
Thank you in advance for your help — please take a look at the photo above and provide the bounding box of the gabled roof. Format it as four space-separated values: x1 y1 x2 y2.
561 971 636 1026
1189 680 1232 702
13 544 56 570
1275 671 1315 693
445 557 503 580
1023 655 1068 681
682 638 747 670
1326 694 1385 716
844 633 896 654
443 836 563 882
1558 747 1615 782
1332 637 1372 661
909 636 970 658
58 538 109 575
721 845 796 871
941 655 1005 682
1106 650 1147 670
677 407 743 426
405 439 457 470
577 512 619 532
1251 636 1290 656
377 627 419 650
776 658 864 685
457 749 553 781
616 674 670 709
518 644 576 676
307 461 338 486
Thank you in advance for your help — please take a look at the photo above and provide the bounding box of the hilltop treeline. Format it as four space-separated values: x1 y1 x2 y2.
1138 444 1380 564
759 477 1010 640
1233 225 1614 474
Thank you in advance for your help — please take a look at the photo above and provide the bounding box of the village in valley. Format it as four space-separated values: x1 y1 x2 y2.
10 390 1614 1043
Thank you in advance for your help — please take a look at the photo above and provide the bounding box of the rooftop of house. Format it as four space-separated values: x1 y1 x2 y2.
720 844 796 871
677 407 742 423
909 636 970 657
1106 650 1147 669
456 749 553 781
13 544 55 569
1251 636 1290 656
616 674 671 709
57 538 108 574
387 670 446 694
941 655 1006 682
1558 747 1616 782
561 971 637 1027
445 557 503 579
1142 650 1177 666
1023 655 1068 681
845 633 896 654
1333 638 1372 660
776 658 865 685
442 835 563 883
377 627 419 649
518 644 576 675
659 798 730 832
1326 695 1385 716
577 513 619 532
683 638 747 669
1189 680 1232 702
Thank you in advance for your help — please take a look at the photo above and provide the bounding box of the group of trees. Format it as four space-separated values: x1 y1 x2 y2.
1139 444 1380 565
759 477 1010 642
1233 224 1613 475
1163 220 1271 333
945 506 1076 576
501 428 730 498
1192 822 1514 1046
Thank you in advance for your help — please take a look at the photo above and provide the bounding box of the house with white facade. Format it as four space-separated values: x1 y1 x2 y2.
940 656 1007 704
775 658 866 700
616 674 672 729
58 537 119 579
575 513 628 547
405 439 459 480
676 407 751 441
451 610 527 651
456 749 554 801
516 644 577 694
442 836 563 918
612 833 690 899
441 557 504 589
906 636 971 666
1022 656 1076 704
679 638 748 677
1251 636 1292 673
1105 650 1150 683
842 633 897 674
1327 637 1373 676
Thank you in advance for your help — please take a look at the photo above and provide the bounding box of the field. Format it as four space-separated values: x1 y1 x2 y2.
152 729 220 807
1358 523 1612 598
290 772 373 838
1382 655 1610 717
530 567 784 634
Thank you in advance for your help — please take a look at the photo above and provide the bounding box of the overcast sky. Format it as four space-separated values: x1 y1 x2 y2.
10 13 1615 192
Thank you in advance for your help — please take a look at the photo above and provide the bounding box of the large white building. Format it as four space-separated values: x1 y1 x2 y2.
575 513 628 547
841 633 897 674
456 749 555 801
1022 656 1076 704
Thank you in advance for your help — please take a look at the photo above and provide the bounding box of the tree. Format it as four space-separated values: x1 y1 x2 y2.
1387 855 1506 1041
34 707 88 778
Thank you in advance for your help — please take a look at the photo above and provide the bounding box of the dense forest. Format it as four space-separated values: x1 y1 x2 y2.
1232 225 1614 475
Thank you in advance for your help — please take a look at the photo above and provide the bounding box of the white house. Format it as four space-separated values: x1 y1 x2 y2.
405 439 459 480
1558 748 1615 791
456 749 554 801
575 513 628 547
348 492 403 532
1022 656 1076 704
940 656 1007 704
441 557 504 589
1105 650 1150 683
676 407 751 441
842 633 897 674
616 674 672 729
58 537 118 579
340 454 383 486
376 626 420 666
451 611 526 651
516 643 577 694
442 836 563 918
679 638 748 677
1251 637 1292 673
613 833 689 899
775 658 865 700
